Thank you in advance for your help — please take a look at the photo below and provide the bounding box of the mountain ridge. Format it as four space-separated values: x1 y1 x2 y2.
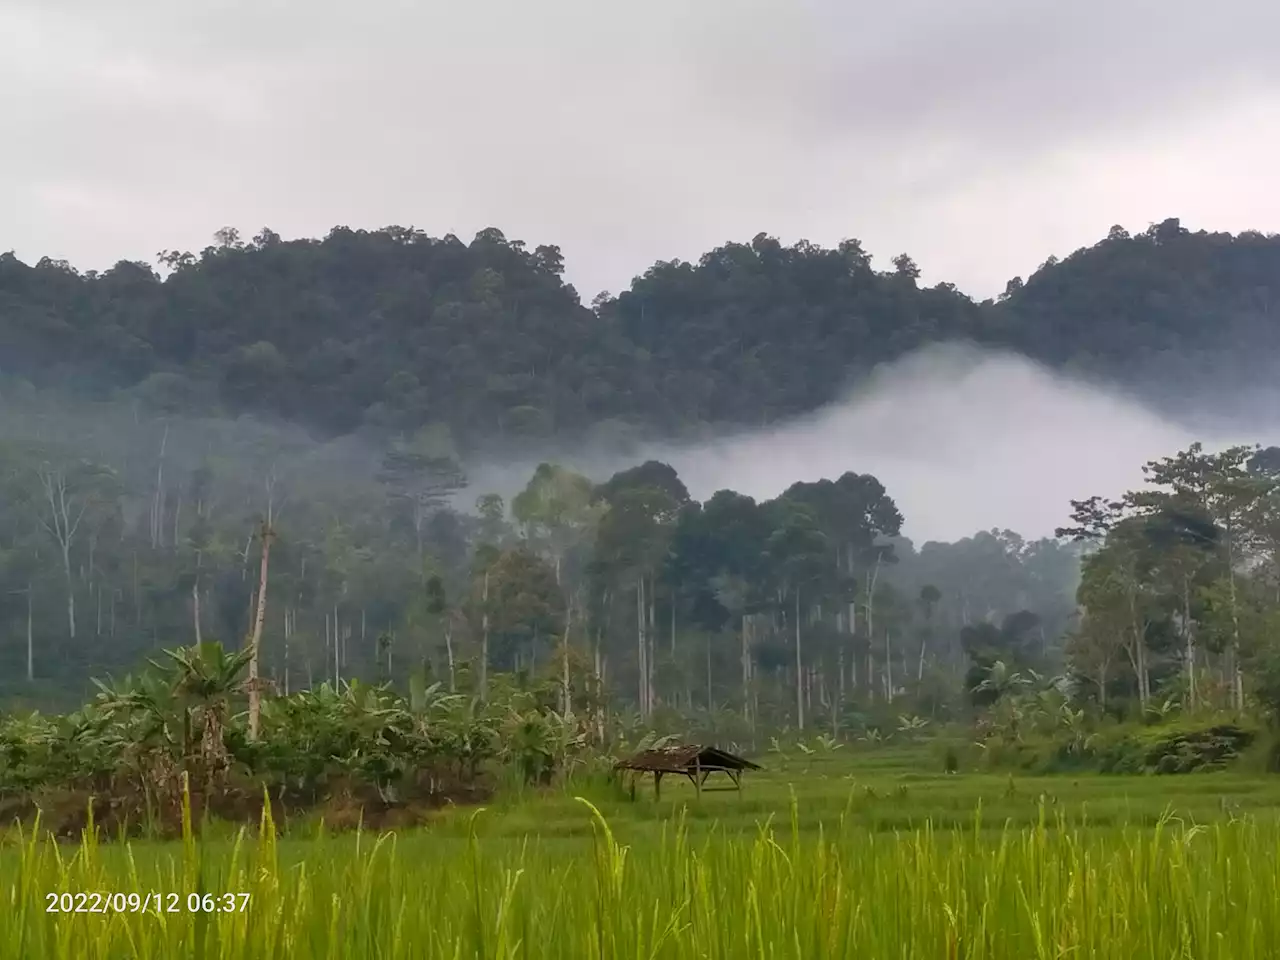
2 216 1276 448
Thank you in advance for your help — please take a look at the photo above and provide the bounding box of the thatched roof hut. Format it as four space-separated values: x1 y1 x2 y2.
614 744 761 800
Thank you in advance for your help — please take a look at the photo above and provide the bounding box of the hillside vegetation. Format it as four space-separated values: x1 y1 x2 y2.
3 217 1277 448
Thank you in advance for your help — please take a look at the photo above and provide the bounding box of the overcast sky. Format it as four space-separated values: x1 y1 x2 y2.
2 0 1279 301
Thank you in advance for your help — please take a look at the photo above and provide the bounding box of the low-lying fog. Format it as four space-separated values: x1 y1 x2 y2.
467 343 1276 543
3 342 1272 546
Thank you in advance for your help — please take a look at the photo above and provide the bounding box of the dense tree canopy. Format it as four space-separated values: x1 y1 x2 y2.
3 218 1277 450
2 215 1279 739
0 381 1084 735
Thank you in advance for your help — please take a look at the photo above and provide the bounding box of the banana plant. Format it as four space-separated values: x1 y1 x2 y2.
896 715 931 741
154 641 253 782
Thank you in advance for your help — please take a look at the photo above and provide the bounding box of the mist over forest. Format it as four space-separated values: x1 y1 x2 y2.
0 215 1278 713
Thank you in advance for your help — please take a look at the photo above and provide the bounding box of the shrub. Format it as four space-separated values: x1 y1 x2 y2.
1095 723 1258 774
977 721 1262 775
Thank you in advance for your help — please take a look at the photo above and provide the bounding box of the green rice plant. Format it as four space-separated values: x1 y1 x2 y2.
5 780 1280 958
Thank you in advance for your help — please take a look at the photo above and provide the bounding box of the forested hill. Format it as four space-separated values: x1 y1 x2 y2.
994 220 1280 412
2 217 1277 449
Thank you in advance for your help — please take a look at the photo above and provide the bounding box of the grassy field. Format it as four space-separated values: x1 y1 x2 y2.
7 745 1280 958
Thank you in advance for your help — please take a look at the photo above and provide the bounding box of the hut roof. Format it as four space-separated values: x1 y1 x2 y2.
614 744 762 774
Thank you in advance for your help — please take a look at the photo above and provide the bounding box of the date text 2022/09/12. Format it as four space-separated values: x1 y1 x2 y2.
46 892 252 914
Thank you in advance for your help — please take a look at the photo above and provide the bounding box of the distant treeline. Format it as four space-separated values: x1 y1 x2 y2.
2 217 1277 450
0 394 1080 716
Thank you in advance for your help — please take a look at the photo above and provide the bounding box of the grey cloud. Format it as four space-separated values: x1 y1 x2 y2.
1 0 1278 299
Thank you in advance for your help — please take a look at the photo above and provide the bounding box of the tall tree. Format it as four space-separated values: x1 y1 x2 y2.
1131 443 1267 710
765 501 830 729
31 459 118 640
377 428 467 565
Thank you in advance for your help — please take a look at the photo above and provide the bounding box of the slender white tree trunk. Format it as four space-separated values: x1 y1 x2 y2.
885 629 894 699
794 588 804 730
1182 575 1197 711
637 578 647 719
247 521 274 741
561 596 574 718
481 568 491 700
62 546 75 639
445 619 456 692
192 576 203 645
25 584 33 682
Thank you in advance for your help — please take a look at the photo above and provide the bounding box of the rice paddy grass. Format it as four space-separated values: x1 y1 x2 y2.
7 745 1280 958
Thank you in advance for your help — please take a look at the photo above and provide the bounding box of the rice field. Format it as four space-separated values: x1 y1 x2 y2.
7 749 1280 958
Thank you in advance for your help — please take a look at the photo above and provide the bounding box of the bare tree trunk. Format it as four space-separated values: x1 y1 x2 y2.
794 588 804 730
61 543 74 638
865 555 883 700
25 583 33 682
37 467 88 640
1226 551 1245 712
247 520 274 741
637 578 647 719
1183 574 1197 711
561 596 574 717
306 613 314 690
885 629 894 700
306 619 315 690
647 583 656 715
481 569 490 700
595 642 605 740
192 577 203 645
283 606 291 696
594 601 605 743
1127 583 1149 710
445 619 456 692
705 632 712 710
151 422 168 549
670 598 676 655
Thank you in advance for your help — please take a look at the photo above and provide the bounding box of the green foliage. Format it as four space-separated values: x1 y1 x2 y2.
978 720 1261 776
0 642 602 837
1093 722 1259 775
5 221 1277 449
1058 441 1280 722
